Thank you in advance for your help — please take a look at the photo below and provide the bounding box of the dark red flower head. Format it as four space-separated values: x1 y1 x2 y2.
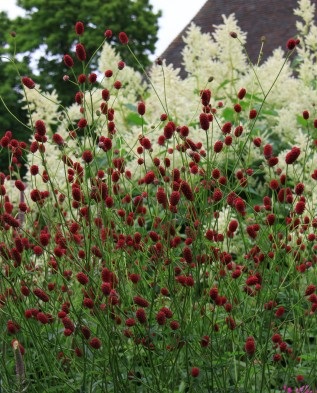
118 32 129 45
285 146 300 165
286 38 297 50
104 29 112 38
22 77 35 89
75 43 86 61
63 54 74 68
75 21 84 35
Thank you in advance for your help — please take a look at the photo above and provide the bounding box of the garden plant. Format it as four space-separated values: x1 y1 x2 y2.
0 0 317 391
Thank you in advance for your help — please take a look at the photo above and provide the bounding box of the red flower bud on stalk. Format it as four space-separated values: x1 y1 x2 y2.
191 367 200 377
82 150 93 163
199 113 209 130
33 288 49 302
285 146 301 165
89 337 102 349
118 60 125 70
77 118 87 129
249 109 257 119
286 38 297 50
22 77 35 89
63 54 74 67
75 21 84 35
113 80 122 89
75 43 86 61
118 31 129 44
244 336 256 356
138 102 146 116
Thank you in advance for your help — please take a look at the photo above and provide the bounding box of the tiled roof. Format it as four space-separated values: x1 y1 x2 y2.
159 0 316 74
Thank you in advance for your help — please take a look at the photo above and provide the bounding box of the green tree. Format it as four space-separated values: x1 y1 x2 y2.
0 0 161 173
9 0 161 103
0 11 31 174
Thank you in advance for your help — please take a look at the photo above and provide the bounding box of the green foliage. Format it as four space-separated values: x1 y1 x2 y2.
0 1 161 173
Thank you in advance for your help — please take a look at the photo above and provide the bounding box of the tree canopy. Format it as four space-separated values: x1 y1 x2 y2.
0 0 161 172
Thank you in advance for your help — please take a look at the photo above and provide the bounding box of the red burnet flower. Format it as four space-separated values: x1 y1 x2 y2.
156 311 167 325
133 296 149 308
238 88 246 99
75 43 86 61
118 60 125 70
77 118 87 129
170 191 180 206
234 103 242 113
136 308 147 324
164 121 176 139
156 187 168 206
234 125 244 137
104 29 112 38
263 144 273 159
199 113 210 130
200 335 210 347
305 285 316 296
14 180 25 192
249 109 257 119
302 110 309 120
22 76 35 89
214 140 223 153
253 137 262 147
113 80 122 89
234 197 246 214
78 74 86 84
191 367 200 377
275 306 285 318
118 31 129 44
200 89 211 106
272 353 282 362
294 182 304 195
170 320 180 330
222 122 232 134
33 288 50 302
144 170 155 184
7 320 20 334
101 88 110 101
244 336 256 355
180 181 194 201
137 102 146 116
228 219 238 232
35 119 46 136
271 333 282 344
266 213 275 226
286 38 297 50
89 337 102 349
285 146 301 165
63 54 74 68
129 273 140 284
82 150 93 163
76 272 89 285
89 73 97 83
183 247 193 264
296 375 304 383
52 133 64 146
105 69 113 78
75 21 84 35
37 312 49 324
295 200 305 215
